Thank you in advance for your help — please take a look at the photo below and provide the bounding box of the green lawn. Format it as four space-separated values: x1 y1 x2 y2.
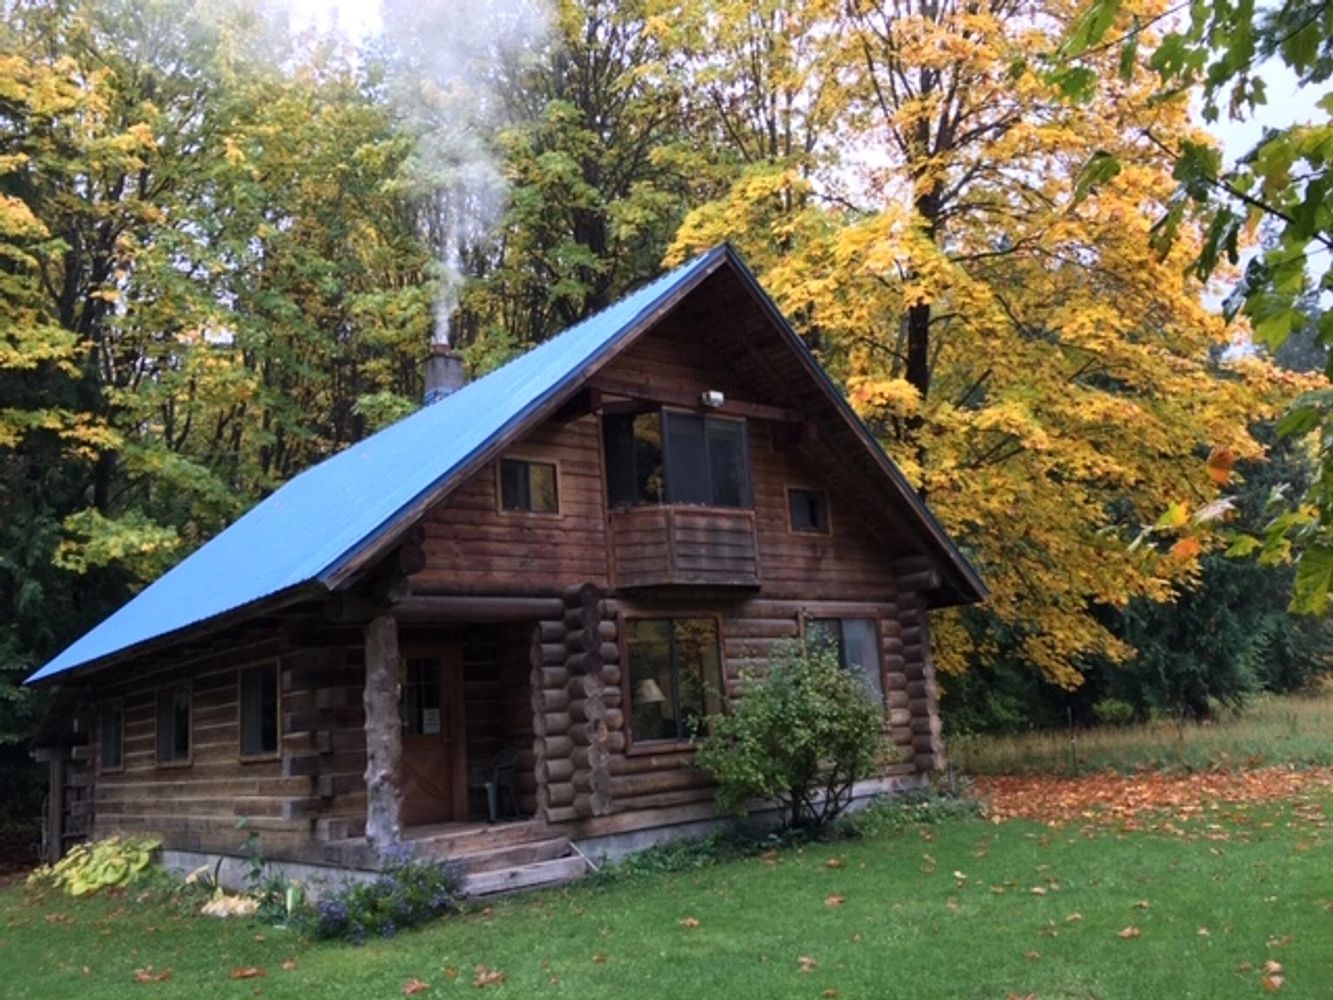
2 793 1330 999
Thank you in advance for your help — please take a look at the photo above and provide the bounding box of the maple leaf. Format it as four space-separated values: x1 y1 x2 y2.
825 894 846 907
591 954 608 965
1133 899 1151 909
280 959 298 971
1117 926 1141 939
1065 912 1083 923
798 955 818 972
1024 951 1041 961
403 977 430 995
1029 886 1047 896
679 916 700 928
473 965 506 987
825 858 845 869
824 989 840 998
229 967 265 980
1262 973 1285 992
132 967 172 983
1206 446 1235 485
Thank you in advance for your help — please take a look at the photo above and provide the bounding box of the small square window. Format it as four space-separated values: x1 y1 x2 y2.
789 488 830 533
500 458 558 513
99 699 123 772
240 663 280 757
156 683 191 764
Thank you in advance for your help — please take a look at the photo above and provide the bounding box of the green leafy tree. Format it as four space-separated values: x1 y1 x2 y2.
695 640 891 829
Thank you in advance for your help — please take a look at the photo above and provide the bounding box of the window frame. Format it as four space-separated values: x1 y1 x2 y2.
602 407 752 511
496 454 562 517
620 609 727 755
785 485 832 535
98 697 124 774
237 660 282 762
154 681 193 768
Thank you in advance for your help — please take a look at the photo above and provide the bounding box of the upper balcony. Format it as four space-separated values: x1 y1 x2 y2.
608 505 760 591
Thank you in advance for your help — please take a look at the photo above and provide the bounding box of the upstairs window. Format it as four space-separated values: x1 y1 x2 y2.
604 410 750 509
500 458 558 513
240 662 280 758
808 618 884 707
99 699 124 772
788 488 830 533
155 683 191 764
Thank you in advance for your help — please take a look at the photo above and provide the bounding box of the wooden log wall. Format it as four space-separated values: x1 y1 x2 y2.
891 562 945 773
88 636 346 861
461 624 537 817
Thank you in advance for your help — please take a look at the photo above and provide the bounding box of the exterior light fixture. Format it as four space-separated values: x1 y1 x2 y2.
700 389 725 408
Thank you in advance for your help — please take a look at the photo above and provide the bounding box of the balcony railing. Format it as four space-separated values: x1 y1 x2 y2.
608 506 760 590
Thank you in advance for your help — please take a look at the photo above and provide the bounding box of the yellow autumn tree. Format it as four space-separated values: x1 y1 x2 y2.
663 0 1310 686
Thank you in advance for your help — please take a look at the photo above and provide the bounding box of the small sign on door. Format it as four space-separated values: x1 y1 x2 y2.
421 708 442 735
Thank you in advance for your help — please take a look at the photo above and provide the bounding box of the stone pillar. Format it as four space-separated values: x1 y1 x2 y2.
363 615 403 852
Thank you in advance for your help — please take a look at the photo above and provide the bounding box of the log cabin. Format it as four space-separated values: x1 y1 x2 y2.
26 245 986 895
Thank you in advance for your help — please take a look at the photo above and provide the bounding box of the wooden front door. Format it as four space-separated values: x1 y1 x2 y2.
399 646 467 826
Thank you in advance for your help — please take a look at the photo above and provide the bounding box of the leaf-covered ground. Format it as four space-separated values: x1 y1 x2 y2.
1 779 1329 999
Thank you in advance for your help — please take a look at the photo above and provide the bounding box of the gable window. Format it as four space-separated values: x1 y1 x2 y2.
240 663 280 758
604 410 750 508
808 618 884 707
155 683 191 764
788 488 830 534
500 457 558 514
99 699 124 772
626 617 724 745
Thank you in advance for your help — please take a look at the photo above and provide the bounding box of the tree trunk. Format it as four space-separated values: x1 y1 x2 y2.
363 615 403 853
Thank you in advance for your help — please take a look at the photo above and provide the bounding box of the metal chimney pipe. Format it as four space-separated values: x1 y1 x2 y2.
423 343 466 405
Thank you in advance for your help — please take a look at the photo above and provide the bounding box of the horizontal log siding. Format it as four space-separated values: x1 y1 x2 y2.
413 418 610 593
89 638 362 859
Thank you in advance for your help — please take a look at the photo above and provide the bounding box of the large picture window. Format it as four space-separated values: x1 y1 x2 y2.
240 663 280 757
808 618 884 707
155 683 191 764
626 617 724 745
604 410 750 509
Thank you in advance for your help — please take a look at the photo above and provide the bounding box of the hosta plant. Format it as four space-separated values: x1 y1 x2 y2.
27 836 161 897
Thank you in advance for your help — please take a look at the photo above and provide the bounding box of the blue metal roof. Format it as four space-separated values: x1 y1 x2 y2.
27 247 730 684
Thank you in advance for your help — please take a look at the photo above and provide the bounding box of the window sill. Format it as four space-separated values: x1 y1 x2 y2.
155 757 192 769
238 751 281 764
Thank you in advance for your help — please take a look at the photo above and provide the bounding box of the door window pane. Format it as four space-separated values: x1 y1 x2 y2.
401 658 443 736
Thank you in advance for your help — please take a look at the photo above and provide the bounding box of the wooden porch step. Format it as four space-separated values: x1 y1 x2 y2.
451 836 574 874
463 854 589 897
405 820 549 858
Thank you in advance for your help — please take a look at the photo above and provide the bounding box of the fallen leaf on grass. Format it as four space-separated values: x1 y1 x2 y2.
1267 935 1293 947
230 967 265 980
1065 912 1083 923
1029 886 1047 896
1133 900 1151 909
133 968 172 983
760 850 780 865
679 916 700 928
1263 961 1283 974
825 858 845 869
473 965 506 987
403 977 430 995
798 955 818 972
1262 973 1285 992
825 894 846 908
444 966 459 980
823 989 840 998
1024 951 1041 961
1117 926 1141 939
591 954 608 965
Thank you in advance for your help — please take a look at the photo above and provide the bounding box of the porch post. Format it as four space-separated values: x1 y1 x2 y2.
363 614 403 852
